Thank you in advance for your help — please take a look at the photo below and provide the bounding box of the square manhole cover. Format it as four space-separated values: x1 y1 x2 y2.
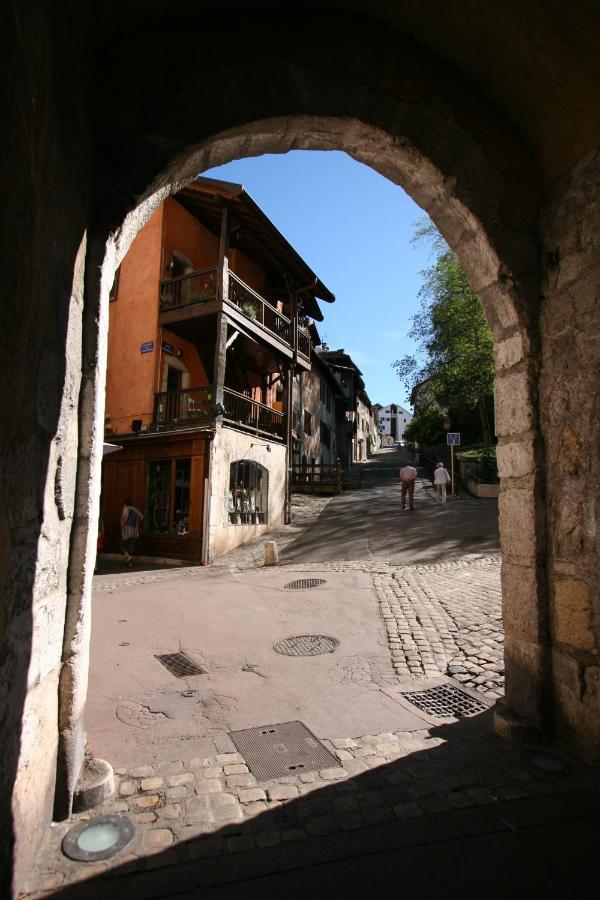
401 684 488 718
229 721 339 781
154 652 207 678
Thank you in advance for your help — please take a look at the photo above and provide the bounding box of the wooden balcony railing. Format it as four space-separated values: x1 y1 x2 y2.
228 272 292 344
291 463 342 494
153 386 215 427
298 327 311 360
159 267 218 312
223 387 285 440
158 267 312 361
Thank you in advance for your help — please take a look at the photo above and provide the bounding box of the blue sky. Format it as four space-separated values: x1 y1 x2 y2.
204 150 432 409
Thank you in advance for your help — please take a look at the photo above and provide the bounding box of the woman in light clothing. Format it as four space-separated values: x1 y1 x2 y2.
433 462 451 503
120 497 144 567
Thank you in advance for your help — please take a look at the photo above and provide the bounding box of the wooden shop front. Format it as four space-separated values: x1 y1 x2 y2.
101 432 209 562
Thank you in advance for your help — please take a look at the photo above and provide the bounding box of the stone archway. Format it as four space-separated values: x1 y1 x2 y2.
104 111 543 731
3 4 599 893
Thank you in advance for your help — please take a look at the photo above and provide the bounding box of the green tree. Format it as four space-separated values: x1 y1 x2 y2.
394 222 495 445
403 403 446 444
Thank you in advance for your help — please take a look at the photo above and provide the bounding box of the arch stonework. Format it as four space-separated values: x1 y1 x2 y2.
2 3 599 892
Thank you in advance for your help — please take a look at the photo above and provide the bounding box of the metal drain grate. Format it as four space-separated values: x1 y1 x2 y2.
273 635 339 656
284 578 327 590
229 720 339 781
402 684 487 718
154 652 207 678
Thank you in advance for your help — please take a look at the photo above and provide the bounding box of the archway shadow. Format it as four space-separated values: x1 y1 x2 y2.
46 711 599 899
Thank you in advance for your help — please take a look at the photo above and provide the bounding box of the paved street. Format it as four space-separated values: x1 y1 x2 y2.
28 449 598 899
282 447 499 566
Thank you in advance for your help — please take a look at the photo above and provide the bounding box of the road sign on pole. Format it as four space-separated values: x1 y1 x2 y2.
446 433 460 494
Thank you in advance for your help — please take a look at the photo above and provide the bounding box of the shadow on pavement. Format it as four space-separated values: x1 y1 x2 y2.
281 479 499 566
47 711 599 899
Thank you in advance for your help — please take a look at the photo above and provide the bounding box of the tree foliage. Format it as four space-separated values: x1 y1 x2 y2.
394 221 495 445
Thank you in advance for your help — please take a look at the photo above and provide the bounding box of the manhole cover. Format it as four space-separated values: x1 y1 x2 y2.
402 684 487 718
284 578 327 590
154 652 207 678
229 720 339 781
273 635 339 656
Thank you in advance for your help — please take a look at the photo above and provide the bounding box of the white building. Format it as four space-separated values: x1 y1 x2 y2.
377 403 413 443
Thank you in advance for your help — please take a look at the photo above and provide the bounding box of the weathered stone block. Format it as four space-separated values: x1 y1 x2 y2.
133 794 160 810
496 440 535 479
223 764 249 775
494 371 534 437
267 784 299 801
239 788 266 803
167 773 194 787
501 562 544 641
195 779 222 794
141 829 173 851
494 333 526 370
498 488 538 563
503 640 546 728
553 579 595 651
140 777 164 792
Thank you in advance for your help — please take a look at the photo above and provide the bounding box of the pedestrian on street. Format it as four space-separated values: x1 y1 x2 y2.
434 462 451 504
120 497 144 567
399 463 417 510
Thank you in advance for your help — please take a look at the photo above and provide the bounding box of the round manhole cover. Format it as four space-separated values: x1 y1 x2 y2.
273 635 339 656
284 578 327 590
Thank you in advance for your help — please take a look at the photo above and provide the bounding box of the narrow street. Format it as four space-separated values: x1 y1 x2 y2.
28 453 599 897
282 446 499 565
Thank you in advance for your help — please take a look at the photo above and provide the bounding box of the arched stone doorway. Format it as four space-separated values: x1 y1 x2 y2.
3 4 599 892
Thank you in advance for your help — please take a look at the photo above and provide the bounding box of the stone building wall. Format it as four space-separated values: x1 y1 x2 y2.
538 149 600 755
207 427 286 560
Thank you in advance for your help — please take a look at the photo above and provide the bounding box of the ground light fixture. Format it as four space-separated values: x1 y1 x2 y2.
61 815 134 862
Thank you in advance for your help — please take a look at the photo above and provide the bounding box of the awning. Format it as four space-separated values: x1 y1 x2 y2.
102 442 123 456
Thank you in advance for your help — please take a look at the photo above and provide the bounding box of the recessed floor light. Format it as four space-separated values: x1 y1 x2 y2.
61 815 134 861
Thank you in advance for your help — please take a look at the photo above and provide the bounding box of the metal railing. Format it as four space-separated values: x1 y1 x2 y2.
159 267 218 312
153 386 215 427
223 387 285 440
228 272 292 344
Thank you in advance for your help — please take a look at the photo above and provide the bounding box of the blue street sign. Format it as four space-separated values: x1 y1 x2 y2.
161 341 174 354
140 341 154 354
447 432 461 446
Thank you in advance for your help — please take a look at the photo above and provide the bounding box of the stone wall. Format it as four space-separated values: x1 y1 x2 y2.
538 149 600 759
0 3 94 892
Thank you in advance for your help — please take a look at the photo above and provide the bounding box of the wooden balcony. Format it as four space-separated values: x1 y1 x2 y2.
222 387 285 440
158 267 311 367
153 386 215 429
152 385 285 441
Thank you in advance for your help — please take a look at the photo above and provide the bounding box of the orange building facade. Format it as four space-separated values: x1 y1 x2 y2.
102 177 333 562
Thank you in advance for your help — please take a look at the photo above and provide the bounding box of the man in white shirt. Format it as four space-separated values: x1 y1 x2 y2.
399 464 417 510
434 462 451 504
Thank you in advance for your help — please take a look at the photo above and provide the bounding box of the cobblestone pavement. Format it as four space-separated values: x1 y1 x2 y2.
24 464 517 896
28 714 600 896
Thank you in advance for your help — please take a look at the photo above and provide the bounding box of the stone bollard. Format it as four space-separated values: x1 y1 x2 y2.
264 540 279 566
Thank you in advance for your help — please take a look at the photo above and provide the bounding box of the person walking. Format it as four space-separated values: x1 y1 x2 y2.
120 497 144 566
399 463 417 510
434 462 451 504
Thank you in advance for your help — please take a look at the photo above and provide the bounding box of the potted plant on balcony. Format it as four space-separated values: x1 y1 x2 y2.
242 302 258 319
